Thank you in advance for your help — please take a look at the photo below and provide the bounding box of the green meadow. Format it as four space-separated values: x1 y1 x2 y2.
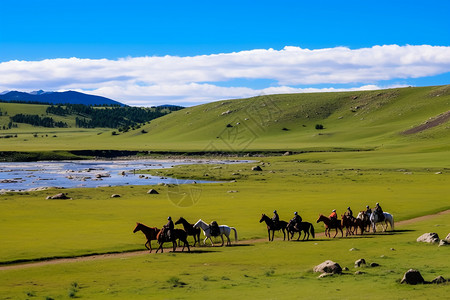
0 85 449 298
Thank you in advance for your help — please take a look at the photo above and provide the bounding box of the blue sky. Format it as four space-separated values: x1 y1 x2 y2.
1 0 449 106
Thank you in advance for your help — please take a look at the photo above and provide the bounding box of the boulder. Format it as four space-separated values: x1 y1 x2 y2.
111 194 121 198
355 259 366 268
401 269 425 285
445 233 450 242
370 262 380 267
416 232 440 244
431 276 447 284
252 166 263 171
313 260 342 274
147 189 159 194
355 271 365 275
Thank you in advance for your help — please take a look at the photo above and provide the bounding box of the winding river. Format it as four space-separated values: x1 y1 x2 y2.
0 159 242 192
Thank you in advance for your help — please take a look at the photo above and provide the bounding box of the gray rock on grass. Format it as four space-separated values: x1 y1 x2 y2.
416 232 440 243
313 260 342 274
401 269 425 285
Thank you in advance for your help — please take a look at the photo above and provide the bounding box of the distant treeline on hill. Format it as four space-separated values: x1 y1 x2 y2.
10 114 68 128
46 103 184 129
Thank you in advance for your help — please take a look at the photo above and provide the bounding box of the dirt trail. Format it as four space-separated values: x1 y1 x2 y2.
1 209 449 271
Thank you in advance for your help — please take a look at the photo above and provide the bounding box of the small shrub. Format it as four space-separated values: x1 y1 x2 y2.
315 124 324 130
167 276 187 288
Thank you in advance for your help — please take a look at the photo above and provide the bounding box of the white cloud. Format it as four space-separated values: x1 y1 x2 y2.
0 45 449 106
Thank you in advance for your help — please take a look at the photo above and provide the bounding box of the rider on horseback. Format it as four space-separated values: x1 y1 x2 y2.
365 205 372 216
272 210 279 227
209 221 220 236
292 211 302 230
375 203 384 221
345 207 353 218
329 209 338 226
163 216 174 240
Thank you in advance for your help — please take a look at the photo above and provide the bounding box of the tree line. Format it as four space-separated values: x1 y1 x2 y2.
10 114 68 128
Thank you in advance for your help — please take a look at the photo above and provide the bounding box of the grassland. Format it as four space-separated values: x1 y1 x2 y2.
0 85 449 298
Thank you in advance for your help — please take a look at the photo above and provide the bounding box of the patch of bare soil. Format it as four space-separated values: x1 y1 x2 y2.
402 111 450 135
1 209 449 271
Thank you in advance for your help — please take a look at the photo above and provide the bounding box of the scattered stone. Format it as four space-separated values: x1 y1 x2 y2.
221 110 232 115
349 248 359 251
342 267 349 271
370 262 380 267
417 232 440 244
355 259 366 268
390 248 396 251
46 193 71 200
283 151 291 156
355 271 365 275
227 190 238 193
431 276 447 284
313 260 342 274
435 171 442 174
158 183 167 186
147 189 159 194
401 269 425 285
111 194 121 198
252 166 263 171
445 233 450 242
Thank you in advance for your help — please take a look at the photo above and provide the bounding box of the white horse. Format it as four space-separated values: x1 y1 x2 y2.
369 211 394 233
193 219 238 246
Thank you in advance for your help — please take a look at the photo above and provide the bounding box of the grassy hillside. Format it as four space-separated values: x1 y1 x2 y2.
0 85 449 156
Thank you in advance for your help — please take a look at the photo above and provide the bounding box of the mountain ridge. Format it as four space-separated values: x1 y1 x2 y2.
0 90 125 106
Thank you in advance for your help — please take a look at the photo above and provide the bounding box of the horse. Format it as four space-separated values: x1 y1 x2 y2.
133 222 160 253
259 214 289 241
286 219 315 241
193 219 238 246
370 211 394 233
356 211 371 232
316 214 343 238
175 217 201 246
155 228 190 253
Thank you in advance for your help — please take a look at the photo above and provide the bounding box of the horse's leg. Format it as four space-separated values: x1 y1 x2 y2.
268 229 271 241
282 228 286 241
220 234 225 247
339 227 343 237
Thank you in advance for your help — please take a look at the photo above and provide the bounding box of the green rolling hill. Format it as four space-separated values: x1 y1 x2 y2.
0 85 449 167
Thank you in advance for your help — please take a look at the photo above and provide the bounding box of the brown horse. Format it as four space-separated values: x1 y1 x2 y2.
259 214 289 241
175 217 201 246
316 214 343 238
156 228 191 253
286 219 315 241
356 211 371 232
133 222 159 253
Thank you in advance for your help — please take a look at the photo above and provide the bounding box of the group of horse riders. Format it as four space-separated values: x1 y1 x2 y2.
272 202 384 229
329 202 384 225
272 210 303 230
162 216 219 241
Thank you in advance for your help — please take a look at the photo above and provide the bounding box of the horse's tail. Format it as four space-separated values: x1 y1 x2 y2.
390 214 395 230
310 223 315 239
231 227 238 242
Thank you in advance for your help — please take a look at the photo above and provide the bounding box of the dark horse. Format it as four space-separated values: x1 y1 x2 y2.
175 217 201 246
133 222 160 253
316 214 343 238
342 214 365 236
286 219 315 241
259 214 289 241
156 228 191 253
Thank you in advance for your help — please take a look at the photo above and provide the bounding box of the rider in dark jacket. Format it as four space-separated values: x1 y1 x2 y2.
345 207 353 217
375 203 384 221
164 216 174 240
272 210 279 226
292 211 302 230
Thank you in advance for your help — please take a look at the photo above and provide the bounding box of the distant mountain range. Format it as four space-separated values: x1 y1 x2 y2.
0 90 125 106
